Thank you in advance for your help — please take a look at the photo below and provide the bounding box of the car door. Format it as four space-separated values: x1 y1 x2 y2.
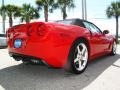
83 21 108 57
88 23 110 52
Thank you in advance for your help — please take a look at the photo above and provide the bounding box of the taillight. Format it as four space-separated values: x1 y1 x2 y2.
37 24 47 36
27 23 47 37
6 28 14 38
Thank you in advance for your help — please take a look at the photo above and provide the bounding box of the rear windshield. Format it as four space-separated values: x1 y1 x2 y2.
56 20 74 25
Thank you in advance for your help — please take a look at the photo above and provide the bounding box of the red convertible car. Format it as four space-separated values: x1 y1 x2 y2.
7 19 116 74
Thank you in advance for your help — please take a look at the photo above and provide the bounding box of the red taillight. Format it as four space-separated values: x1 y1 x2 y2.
37 24 47 36
27 23 47 37
6 28 14 38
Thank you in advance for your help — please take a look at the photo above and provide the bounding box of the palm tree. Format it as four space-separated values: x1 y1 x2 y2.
36 0 57 22
56 0 75 20
106 1 120 43
0 4 6 33
0 6 5 16
20 4 40 23
0 4 20 27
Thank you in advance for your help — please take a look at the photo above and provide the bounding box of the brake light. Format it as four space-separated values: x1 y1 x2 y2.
6 28 14 38
37 24 47 36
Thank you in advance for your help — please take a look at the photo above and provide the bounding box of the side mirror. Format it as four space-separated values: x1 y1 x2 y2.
103 30 109 34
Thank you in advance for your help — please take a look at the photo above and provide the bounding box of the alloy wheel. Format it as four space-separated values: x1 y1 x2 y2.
73 43 88 71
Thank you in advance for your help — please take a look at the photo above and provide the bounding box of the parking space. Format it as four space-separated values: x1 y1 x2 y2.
0 45 120 90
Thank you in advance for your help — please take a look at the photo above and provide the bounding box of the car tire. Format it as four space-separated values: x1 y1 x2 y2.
65 40 89 74
110 41 117 56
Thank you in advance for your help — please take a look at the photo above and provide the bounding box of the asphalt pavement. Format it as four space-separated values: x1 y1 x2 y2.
0 45 120 90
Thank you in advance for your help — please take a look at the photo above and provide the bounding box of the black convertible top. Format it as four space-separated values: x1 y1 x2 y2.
56 18 86 28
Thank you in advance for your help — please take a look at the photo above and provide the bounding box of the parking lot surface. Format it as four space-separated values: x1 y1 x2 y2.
0 45 120 90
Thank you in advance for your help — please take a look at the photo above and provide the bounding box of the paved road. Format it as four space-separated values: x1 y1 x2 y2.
0 45 120 90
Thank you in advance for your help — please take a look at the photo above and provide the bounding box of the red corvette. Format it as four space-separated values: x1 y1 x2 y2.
7 19 116 74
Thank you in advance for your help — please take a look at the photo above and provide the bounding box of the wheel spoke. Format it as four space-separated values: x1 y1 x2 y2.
74 58 79 63
82 56 87 61
78 60 82 69
77 46 81 54
81 46 86 56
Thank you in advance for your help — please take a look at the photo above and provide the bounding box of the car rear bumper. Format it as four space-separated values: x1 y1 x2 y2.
8 34 72 68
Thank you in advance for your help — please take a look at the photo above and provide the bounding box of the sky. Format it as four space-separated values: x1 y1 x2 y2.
0 0 120 34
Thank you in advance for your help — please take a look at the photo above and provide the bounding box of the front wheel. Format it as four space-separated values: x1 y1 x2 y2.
66 40 89 74
110 41 117 55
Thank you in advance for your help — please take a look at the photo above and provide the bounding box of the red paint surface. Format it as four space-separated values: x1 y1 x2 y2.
7 22 115 68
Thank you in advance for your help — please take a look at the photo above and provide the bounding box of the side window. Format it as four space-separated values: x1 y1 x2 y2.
83 22 102 34
83 22 91 30
89 23 102 33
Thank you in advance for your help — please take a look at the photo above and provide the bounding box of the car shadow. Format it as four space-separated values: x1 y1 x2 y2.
0 54 120 90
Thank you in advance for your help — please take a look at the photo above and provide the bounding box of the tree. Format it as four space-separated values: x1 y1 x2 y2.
0 4 20 27
20 4 40 23
0 4 6 33
56 0 75 20
36 0 57 22
106 1 120 43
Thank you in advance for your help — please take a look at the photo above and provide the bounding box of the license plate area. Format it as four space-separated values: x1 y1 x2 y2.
14 39 22 48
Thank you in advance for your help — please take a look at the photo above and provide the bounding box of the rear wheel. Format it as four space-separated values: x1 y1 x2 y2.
66 40 89 74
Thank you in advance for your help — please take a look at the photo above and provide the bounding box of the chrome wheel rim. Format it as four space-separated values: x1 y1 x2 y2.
74 43 88 71
113 42 117 54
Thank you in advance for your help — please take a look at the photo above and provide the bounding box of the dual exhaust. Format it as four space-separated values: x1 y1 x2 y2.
9 52 48 65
